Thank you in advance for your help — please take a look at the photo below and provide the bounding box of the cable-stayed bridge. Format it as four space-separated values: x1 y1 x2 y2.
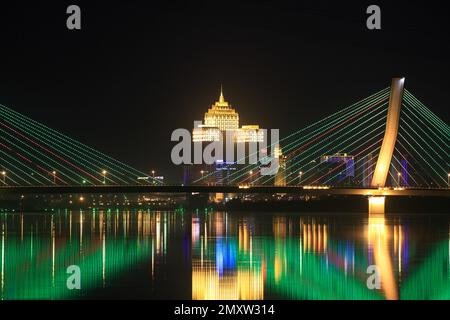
194 78 449 196
0 102 161 186
0 78 449 198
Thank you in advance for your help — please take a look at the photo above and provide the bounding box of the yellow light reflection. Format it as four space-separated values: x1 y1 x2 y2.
367 214 398 300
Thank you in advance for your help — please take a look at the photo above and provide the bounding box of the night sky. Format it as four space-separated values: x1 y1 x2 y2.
0 1 448 182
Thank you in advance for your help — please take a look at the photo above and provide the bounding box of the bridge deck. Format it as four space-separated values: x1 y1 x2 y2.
0 185 449 197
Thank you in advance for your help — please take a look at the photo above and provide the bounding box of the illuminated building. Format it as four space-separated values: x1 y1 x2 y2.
400 158 409 187
193 125 221 142
235 125 264 143
320 152 355 185
274 146 286 186
388 156 408 187
193 87 264 143
192 87 266 185
204 88 239 130
214 160 237 186
362 153 374 187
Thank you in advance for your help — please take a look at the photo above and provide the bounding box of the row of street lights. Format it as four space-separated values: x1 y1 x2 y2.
50 169 108 184
0 168 450 187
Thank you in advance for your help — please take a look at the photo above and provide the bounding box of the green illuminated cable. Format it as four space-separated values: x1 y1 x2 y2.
399 118 448 179
0 104 156 184
400 113 448 162
402 104 449 154
391 153 421 187
397 131 445 186
0 128 87 184
0 106 142 184
403 95 450 138
283 119 386 186
403 91 450 136
0 149 52 185
396 138 439 187
196 88 389 183
228 97 389 185
0 158 22 185
269 104 389 185
281 103 389 185
219 90 389 184
0 109 130 184
321 137 383 185
404 90 450 134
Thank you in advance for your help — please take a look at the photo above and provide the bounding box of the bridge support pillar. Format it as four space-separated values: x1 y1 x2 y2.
368 196 385 215
370 78 405 188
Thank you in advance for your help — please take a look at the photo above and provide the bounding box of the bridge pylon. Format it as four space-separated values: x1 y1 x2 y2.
370 78 405 188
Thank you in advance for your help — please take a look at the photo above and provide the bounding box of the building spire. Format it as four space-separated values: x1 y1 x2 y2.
219 84 225 104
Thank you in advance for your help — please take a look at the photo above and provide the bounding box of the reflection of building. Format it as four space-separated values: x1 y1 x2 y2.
302 222 328 253
191 214 263 300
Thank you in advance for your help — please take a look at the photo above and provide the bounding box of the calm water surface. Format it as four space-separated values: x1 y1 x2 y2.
0 209 449 300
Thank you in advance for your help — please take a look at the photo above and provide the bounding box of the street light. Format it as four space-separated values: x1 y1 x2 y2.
397 172 402 187
200 170 204 179
249 170 253 185
447 173 450 188
52 171 57 184
151 170 156 184
102 170 107 184
298 171 303 186
1 171 6 184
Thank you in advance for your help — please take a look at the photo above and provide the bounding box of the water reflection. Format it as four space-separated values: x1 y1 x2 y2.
191 212 449 300
0 210 448 300
192 213 263 300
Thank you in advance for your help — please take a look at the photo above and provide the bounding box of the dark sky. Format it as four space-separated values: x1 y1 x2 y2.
0 1 449 182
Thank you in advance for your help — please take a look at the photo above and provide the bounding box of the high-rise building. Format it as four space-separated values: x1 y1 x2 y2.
320 152 355 185
400 158 409 187
389 156 409 187
362 153 374 187
193 88 264 143
204 88 239 130
274 147 287 186
192 88 265 185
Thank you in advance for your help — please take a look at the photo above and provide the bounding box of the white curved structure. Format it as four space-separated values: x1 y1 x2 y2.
370 78 405 188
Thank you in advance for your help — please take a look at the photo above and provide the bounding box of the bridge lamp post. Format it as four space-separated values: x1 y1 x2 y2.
249 170 253 185
52 171 57 184
151 170 156 184
1 171 5 184
298 171 303 186
397 172 402 187
447 173 450 188
102 170 107 184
